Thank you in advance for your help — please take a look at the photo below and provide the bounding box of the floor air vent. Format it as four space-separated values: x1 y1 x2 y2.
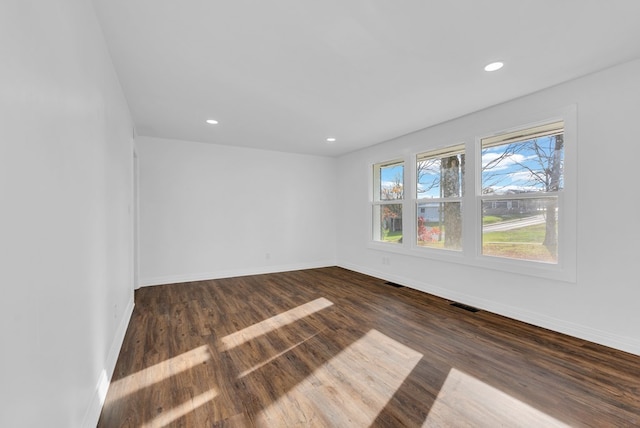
450 302 480 313
384 281 404 288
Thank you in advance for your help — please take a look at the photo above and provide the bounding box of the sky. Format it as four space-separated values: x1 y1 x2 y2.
379 136 564 199
481 136 563 195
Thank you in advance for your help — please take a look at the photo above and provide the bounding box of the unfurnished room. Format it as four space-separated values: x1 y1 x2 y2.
2 1 640 427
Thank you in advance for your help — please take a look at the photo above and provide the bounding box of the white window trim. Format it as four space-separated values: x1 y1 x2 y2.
367 105 577 283
370 159 405 244
414 143 465 252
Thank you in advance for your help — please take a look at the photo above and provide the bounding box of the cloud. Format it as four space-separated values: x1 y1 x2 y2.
481 152 528 170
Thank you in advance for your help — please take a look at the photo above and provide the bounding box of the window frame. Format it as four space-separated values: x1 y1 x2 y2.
415 144 465 252
371 159 405 244
367 105 577 282
478 121 564 265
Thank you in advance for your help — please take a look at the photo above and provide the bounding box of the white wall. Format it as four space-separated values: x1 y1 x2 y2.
137 137 337 285
337 59 640 356
0 1 134 427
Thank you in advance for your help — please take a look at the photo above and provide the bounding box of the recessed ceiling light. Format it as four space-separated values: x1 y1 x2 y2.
206 119 219 125
484 62 504 72
326 137 336 143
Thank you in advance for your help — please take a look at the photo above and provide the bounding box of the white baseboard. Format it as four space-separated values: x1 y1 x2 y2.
339 262 640 357
139 260 337 287
82 295 135 428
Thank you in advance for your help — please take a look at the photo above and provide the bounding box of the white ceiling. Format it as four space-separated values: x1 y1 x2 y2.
93 0 640 157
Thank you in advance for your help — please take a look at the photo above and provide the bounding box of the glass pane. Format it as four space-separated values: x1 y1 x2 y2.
379 163 404 201
374 204 403 243
481 133 564 196
416 202 462 250
417 152 464 198
482 197 558 263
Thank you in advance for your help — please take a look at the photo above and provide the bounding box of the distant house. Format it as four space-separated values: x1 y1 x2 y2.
417 198 546 221
483 198 546 216
417 205 441 222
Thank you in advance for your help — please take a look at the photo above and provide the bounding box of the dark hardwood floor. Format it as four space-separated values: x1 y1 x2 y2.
98 267 640 427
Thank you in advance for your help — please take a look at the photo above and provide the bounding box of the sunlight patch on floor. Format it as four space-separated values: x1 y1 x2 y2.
237 330 323 378
107 345 212 402
140 388 218 428
424 368 569 427
219 297 333 351
257 329 423 426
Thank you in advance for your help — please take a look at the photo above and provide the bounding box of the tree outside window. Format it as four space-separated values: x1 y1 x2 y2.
416 145 464 250
481 122 564 263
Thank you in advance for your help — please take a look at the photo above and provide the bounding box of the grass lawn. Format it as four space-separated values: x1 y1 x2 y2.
483 223 546 242
384 221 557 263
482 243 556 263
483 223 556 262
382 230 403 243
482 215 503 225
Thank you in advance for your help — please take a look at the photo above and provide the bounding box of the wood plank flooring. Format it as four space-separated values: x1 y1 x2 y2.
98 267 640 427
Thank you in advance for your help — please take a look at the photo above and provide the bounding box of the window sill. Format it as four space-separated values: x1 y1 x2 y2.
367 240 576 283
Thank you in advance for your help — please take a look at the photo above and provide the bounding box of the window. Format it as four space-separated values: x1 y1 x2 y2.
372 160 404 243
480 121 564 263
367 108 575 281
416 145 465 250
